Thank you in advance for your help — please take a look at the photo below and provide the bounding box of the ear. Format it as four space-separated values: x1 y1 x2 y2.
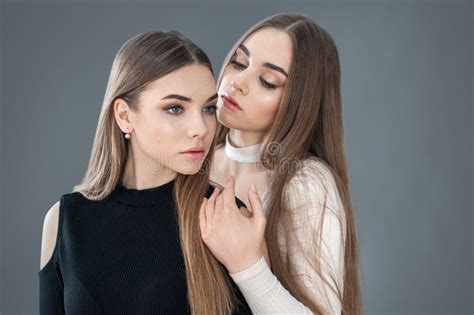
113 98 134 132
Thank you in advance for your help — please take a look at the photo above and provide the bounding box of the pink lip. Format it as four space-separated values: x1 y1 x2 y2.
222 95 242 111
182 146 206 153
181 146 206 159
182 151 205 159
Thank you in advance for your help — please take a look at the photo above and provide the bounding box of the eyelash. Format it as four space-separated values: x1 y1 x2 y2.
165 104 217 115
229 60 277 90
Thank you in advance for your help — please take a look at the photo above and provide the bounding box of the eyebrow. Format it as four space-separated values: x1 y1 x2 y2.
161 93 218 103
237 44 289 78
238 44 250 57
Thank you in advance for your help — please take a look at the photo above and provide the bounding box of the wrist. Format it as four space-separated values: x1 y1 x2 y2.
227 254 263 274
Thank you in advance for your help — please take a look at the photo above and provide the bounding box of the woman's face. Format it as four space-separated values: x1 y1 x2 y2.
217 27 292 132
117 64 217 175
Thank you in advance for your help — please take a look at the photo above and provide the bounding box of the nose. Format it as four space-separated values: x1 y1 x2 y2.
229 71 249 95
188 112 209 139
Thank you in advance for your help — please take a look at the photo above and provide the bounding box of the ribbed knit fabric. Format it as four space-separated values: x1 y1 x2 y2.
38 179 252 315
227 158 347 314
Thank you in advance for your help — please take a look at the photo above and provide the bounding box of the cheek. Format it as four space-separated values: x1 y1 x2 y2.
206 116 217 137
248 92 280 125
137 116 181 155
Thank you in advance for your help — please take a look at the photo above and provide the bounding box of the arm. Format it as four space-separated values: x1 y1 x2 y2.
38 201 65 315
229 160 346 314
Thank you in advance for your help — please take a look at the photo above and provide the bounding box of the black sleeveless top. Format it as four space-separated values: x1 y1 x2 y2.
38 179 252 315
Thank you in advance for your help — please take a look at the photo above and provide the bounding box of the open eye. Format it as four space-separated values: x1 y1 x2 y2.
203 104 217 114
165 105 184 115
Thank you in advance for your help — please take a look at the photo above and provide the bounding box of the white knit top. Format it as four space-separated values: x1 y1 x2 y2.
224 137 347 314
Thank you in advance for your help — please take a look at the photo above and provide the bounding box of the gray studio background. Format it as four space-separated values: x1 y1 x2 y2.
0 1 472 314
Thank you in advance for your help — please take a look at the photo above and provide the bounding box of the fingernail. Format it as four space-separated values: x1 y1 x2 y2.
250 184 257 193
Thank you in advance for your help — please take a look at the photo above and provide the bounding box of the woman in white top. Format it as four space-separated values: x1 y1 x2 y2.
199 13 363 314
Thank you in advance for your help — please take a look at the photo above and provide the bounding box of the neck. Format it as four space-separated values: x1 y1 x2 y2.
224 129 264 165
228 129 264 148
122 145 177 190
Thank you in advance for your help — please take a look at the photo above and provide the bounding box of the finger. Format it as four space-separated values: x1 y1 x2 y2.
205 187 220 222
216 194 224 215
248 184 265 222
238 206 252 218
222 176 236 207
198 198 207 235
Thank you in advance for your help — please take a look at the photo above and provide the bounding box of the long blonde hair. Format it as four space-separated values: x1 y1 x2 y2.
215 13 363 314
74 31 241 315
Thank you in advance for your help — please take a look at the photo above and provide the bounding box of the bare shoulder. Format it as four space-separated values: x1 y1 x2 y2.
40 201 60 271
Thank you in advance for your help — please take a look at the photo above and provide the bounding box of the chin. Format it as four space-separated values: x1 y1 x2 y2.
175 163 204 175
178 168 201 175
217 109 240 129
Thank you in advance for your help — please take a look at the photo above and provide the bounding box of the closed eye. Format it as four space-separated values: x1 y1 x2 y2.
259 77 277 89
230 59 278 90
230 60 247 69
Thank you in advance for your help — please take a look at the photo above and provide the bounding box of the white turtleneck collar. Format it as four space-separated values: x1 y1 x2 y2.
224 133 262 163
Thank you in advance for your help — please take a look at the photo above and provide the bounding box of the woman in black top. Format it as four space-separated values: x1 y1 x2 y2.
38 30 253 315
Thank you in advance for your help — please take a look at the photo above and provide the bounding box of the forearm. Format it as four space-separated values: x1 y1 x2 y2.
229 256 314 314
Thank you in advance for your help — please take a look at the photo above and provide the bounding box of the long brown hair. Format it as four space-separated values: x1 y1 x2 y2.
215 13 363 314
74 30 239 315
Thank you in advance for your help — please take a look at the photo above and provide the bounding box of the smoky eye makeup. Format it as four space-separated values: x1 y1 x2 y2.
259 78 277 89
230 50 247 67
229 49 286 90
230 59 246 69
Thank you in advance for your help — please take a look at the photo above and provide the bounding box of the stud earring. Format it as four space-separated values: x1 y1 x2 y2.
124 128 131 140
